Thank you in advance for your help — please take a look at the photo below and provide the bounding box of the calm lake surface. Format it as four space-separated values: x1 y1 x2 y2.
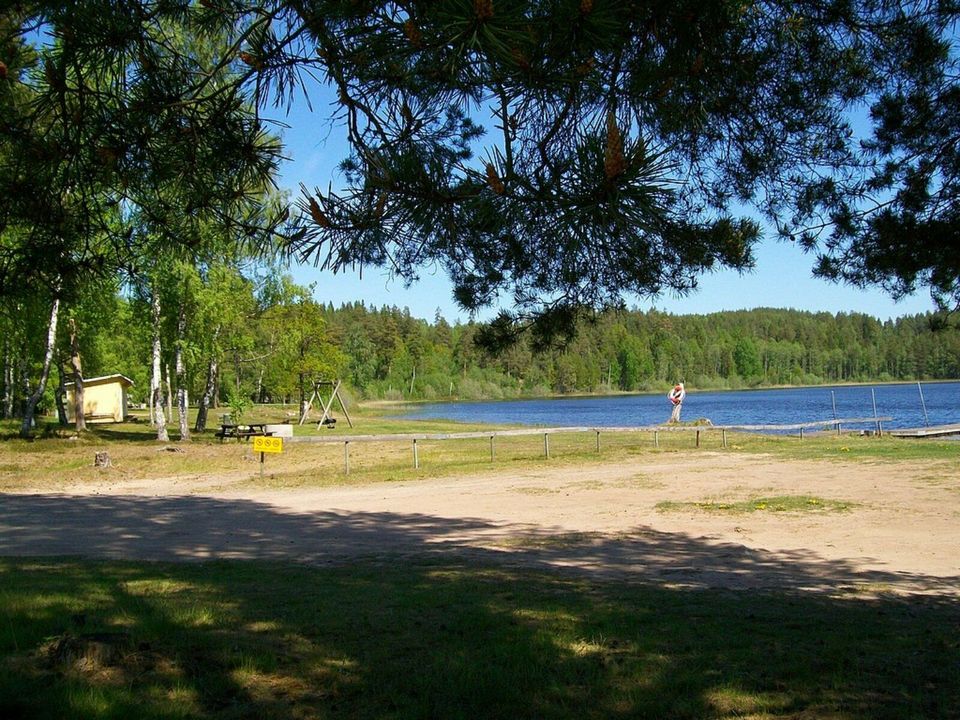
399 381 960 430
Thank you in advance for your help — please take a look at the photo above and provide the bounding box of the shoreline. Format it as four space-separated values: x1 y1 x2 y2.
361 378 960 409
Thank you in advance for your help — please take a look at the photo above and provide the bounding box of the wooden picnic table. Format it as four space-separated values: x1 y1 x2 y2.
215 423 273 442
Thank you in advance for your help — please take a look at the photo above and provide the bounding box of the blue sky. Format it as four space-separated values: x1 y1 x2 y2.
269 89 937 325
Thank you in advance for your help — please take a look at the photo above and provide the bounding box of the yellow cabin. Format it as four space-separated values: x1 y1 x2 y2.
64 374 134 424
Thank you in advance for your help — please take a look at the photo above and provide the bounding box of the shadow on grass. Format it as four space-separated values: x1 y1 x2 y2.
0 496 958 718
0 420 222 444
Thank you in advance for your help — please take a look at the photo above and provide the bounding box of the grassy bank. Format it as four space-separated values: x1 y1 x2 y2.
2 406 959 492
2 558 958 720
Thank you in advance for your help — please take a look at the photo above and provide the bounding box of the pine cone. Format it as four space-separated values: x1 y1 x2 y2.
308 197 331 228
475 0 494 21
485 163 505 195
403 20 423 48
604 111 626 180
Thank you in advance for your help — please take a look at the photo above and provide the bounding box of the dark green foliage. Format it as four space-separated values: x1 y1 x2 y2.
284 0 960 339
4 1 960 343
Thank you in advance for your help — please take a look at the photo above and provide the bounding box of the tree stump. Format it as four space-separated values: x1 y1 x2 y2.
93 451 111 468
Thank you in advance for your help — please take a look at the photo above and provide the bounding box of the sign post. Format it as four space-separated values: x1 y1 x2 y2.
252 435 283 481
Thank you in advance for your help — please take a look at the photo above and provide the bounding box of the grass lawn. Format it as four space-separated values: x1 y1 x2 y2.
2 405 959 718
1 558 958 720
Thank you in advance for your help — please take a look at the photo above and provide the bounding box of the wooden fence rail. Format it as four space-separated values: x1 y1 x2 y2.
289 416 893 474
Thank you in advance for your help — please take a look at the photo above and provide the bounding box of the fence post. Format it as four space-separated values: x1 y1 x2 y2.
490 435 495 462
696 430 701 448
654 430 659 448
413 438 419 469
722 428 727 448
596 430 600 453
799 427 804 441
344 441 350 475
544 433 550 459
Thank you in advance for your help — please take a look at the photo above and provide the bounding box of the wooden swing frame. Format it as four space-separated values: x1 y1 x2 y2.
298 379 354 429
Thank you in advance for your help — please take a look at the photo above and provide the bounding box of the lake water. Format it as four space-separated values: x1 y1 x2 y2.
399 381 960 431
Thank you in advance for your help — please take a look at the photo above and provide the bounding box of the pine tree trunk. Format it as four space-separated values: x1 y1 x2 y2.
69 317 86 432
175 300 189 441
55 364 69 425
20 296 60 437
150 286 169 442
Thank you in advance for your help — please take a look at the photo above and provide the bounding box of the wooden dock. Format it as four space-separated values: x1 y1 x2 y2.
889 423 960 438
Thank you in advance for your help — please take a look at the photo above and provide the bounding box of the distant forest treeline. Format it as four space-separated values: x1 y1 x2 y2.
321 303 960 401
4 270 956 420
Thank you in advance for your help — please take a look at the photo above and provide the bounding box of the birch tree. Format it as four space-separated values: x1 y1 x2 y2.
20 291 60 437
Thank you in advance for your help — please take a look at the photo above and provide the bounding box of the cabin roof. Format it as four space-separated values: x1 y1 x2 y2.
64 374 135 389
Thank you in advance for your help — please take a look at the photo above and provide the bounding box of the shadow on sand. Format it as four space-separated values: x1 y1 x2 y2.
1 492 958 595
1 494 958 719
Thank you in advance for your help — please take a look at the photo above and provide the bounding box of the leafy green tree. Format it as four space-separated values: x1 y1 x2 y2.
733 336 762 380
2 3 285 299
260 282 347 416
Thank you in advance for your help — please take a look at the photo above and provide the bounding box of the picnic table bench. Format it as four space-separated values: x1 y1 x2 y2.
215 423 273 442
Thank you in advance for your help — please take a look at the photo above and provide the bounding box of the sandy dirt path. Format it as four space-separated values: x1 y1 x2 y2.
2 452 957 596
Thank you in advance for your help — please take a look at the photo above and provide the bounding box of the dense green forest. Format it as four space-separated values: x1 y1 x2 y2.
3 264 957 430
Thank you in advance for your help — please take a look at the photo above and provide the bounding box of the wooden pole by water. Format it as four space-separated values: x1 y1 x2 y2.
543 433 550 458
871 388 881 436
918 382 930 426
490 435 495 462
344 441 350 475
596 430 601 453
831 390 838 420
413 438 419 469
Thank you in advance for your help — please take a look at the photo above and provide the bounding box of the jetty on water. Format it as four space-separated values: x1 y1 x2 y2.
889 423 960 438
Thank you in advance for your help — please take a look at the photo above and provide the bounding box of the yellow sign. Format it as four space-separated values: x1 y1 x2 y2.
253 436 283 454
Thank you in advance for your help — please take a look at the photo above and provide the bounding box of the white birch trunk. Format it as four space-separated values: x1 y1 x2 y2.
195 358 218 432
2 342 13 419
175 301 189 441
20 296 60 437
165 362 173 420
194 325 220 433
150 286 169 442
